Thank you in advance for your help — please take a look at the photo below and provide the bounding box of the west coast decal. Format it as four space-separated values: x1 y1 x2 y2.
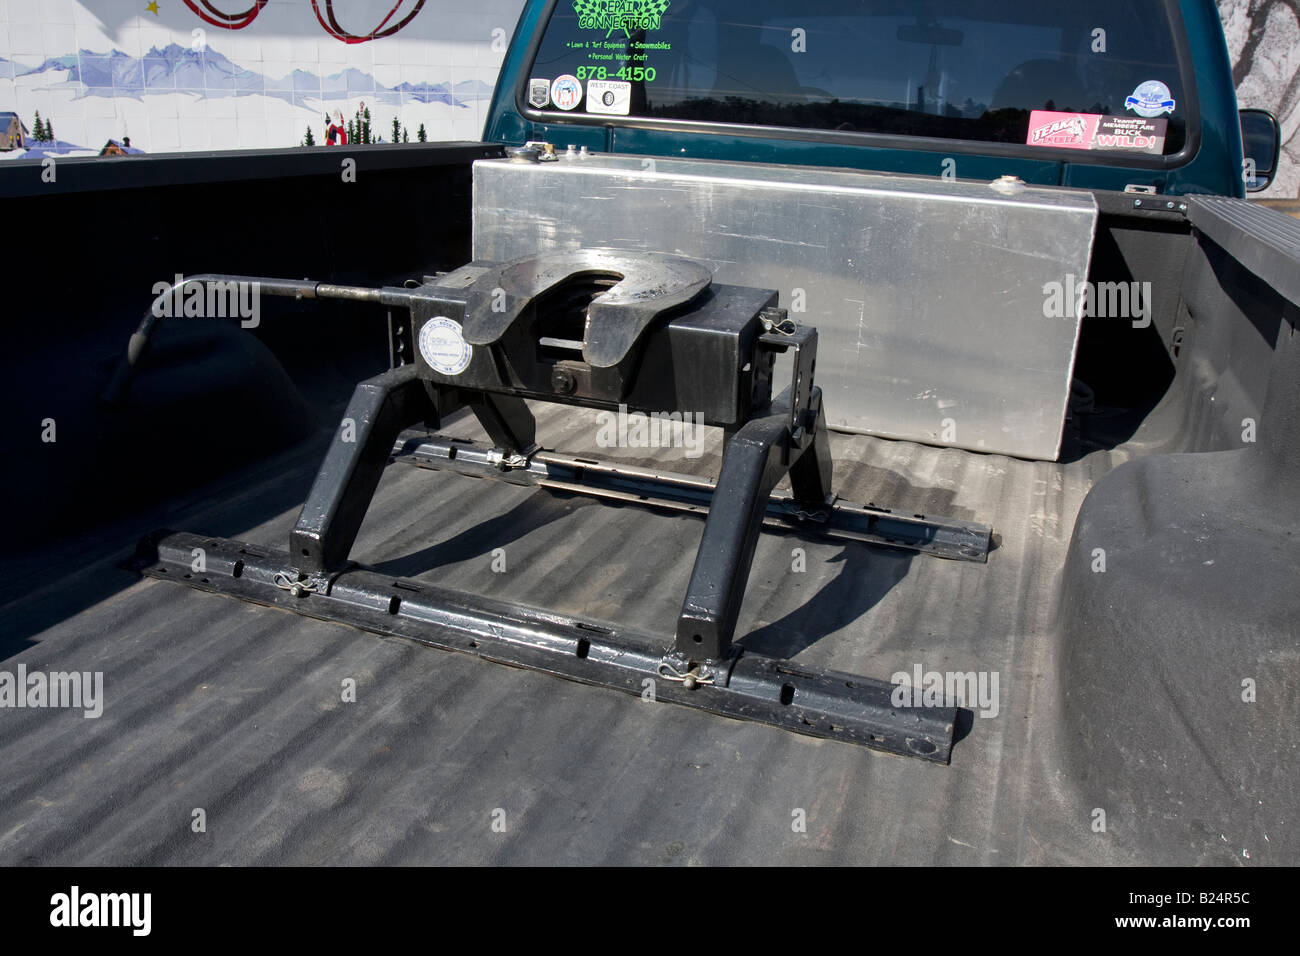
1125 80 1176 118
1027 111 1167 155
550 74 583 110
587 79 631 115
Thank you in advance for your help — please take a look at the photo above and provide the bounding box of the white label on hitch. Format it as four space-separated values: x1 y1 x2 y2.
419 316 472 375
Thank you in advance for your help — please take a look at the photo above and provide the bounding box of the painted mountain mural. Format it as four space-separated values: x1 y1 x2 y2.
17 45 492 108
0 0 521 157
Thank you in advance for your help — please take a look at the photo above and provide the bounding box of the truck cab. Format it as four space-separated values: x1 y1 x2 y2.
486 0 1279 196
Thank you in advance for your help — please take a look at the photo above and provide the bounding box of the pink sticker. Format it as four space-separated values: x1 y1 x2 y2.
1027 111 1100 150
1027 110 1167 154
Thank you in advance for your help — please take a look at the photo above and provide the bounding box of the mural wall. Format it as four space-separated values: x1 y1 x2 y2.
0 0 1296 201
1220 0 1300 200
0 0 526 158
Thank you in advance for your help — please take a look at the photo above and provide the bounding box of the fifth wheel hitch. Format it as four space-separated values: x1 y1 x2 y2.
129 249 991 762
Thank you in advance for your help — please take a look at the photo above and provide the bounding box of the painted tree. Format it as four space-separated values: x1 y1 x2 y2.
417 123 427 143
45 118 54 144
403 126 409 143
303 126 316 147
363 107 372 144
392 116 401 143
33 111 45 143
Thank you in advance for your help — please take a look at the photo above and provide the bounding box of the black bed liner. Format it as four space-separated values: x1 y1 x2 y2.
2 150 1296 865
0 400 1210 865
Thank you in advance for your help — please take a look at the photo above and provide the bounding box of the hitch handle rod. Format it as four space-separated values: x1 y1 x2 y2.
101 273 401 405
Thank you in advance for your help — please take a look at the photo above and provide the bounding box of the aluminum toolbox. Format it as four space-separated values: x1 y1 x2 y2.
473 154 1098 460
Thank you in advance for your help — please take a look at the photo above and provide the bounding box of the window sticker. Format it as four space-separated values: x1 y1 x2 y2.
1124 80 1176 118
550 74 584 111
566 1 670 87
1027 111 1167 154
528 78 551 109
1027 112 1098 150
587 79 631 115
573 0 670 38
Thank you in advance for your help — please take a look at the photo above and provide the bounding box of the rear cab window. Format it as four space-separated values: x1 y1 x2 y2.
525 0 1192 161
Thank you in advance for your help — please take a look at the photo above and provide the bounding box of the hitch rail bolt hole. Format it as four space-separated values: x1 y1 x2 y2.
780 683 795 706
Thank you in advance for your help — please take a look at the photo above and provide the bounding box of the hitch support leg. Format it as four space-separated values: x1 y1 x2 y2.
676 392 833 660
291 365 438 575
291 367 540 576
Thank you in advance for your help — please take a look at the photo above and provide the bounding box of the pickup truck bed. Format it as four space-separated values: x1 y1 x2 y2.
2 147 1296 867
3 402 1109 866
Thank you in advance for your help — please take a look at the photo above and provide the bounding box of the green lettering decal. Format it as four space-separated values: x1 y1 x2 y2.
573 0 670 38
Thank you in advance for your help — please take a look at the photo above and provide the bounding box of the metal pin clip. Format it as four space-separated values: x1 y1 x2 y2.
274 572 320 598
657 661 716 689
484 448 531 470
759 309 797 336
